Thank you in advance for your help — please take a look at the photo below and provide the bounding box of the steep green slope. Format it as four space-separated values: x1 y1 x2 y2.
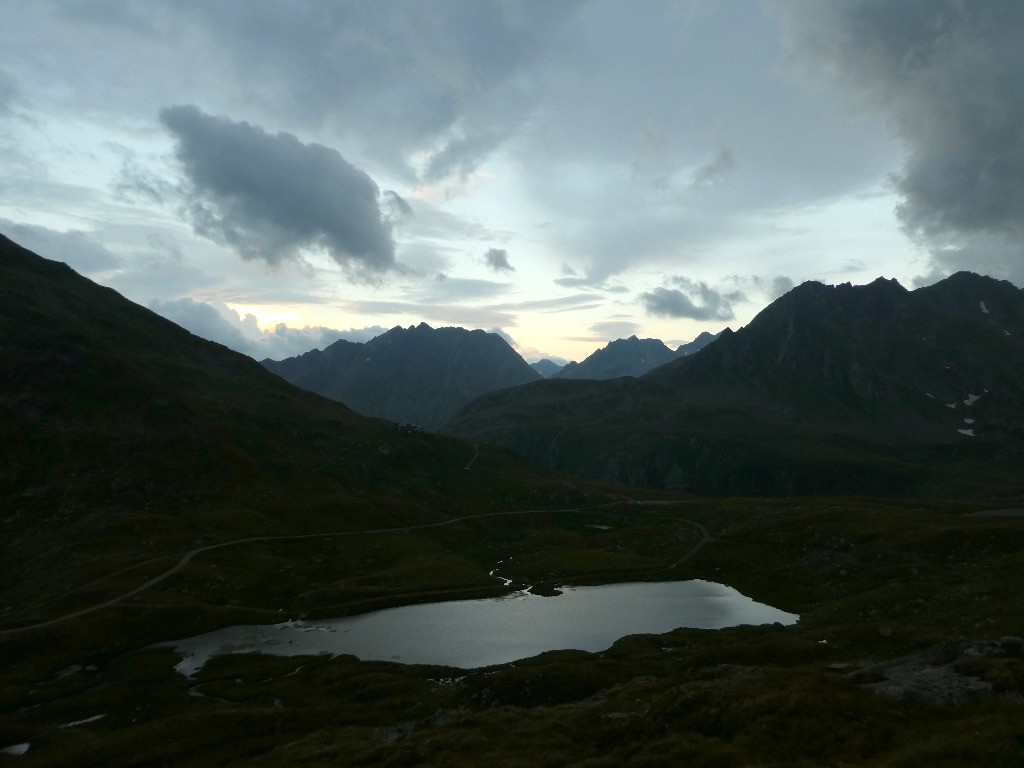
0 233 581 629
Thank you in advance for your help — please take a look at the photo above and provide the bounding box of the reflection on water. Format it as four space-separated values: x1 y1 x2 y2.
167 580 798 676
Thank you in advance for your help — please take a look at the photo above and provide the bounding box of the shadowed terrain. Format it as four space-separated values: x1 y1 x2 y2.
447 275 1024 497
2 234 1024 766
262 323 540 429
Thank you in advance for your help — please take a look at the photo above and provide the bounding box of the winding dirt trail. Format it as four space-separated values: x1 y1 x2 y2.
1 500 710 636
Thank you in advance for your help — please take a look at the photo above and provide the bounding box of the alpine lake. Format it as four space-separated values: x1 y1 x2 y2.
167 579 799 676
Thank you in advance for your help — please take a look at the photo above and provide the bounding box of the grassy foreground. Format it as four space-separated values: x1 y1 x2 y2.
2 494 1024 766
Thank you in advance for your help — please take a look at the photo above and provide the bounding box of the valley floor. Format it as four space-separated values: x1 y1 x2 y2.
3 494 1024 766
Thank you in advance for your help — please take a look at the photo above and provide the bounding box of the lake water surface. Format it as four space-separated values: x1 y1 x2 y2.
168 580 798 676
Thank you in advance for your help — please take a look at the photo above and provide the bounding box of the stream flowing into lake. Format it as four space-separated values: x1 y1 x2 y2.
167 580 797 676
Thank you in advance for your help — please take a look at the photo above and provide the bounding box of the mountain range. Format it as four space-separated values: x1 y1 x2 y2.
262 323 541 429
5 232 1024 765
551 332 718 380
445 274 1024 497
7 223 1022 509
262 325 719 427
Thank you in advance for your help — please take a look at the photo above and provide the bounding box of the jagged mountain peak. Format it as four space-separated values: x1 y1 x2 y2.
447 270 1024 497
554 333 718 381
653 271 1024 395
264 323 539 428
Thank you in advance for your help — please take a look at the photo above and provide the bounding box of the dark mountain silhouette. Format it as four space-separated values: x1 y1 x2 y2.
263 324 540 429
445 274 1024 497
553 332 719 380
674 330 719 358
530 358 564 378
0 233 567 613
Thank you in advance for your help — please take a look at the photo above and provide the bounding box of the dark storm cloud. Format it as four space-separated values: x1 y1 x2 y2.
639 278 744 321
152 2 585 182
160 104 396 272
776 1 1024 279
483 247 514 273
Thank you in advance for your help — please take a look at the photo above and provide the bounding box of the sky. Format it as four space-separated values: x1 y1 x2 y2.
1 1 1022 364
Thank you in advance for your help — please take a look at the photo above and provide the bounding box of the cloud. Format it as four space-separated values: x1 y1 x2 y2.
690 147 736 191
160 104 396 272
173 3 582 182
0 219 123 273
382 190 414 221
481 328 569 366
488 327 517 347
522 350 569 366
774 1 1024 282
424 129 510 183
488 294 601 313
589 320 640 339
770 275 794 299
112 151 179 205
150 297 253 353
639 278 745 320
560 318 642 343
553 273 632 293
148 297 386 359
0 68 16 114
411 275 512 303
340 298 516 329
554 275 594 288
483 247 514 273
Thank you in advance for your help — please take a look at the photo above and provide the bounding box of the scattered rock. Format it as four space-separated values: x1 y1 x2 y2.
854 639 1011 708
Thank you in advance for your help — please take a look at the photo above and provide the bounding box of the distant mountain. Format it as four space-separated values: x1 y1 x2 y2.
445 274 1024 497
553 337 678 380
530 359 564 378
674 330 718 357
553 332 719 380
263 323 540 429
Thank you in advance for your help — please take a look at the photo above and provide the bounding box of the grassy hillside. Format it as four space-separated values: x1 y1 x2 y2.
2 496 1023 766
0 233 591 633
